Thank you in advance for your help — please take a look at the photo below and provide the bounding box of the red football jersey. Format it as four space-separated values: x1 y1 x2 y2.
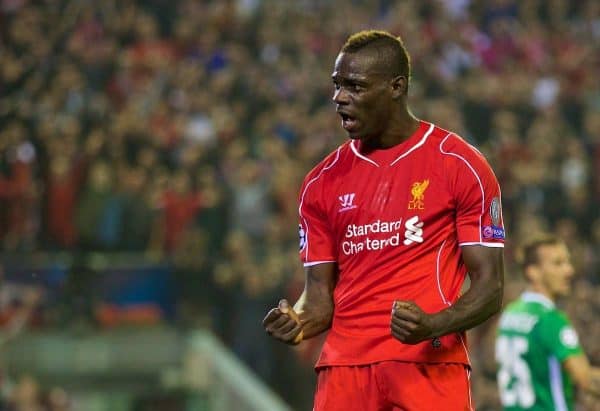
298 121 504 368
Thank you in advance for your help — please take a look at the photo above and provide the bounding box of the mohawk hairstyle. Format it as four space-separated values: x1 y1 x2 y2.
342 30 411 80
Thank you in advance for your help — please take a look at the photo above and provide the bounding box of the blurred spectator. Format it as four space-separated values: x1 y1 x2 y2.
0 273 43 411
158 170 202 254
118 165 157 252
44 387 71 411
0 123 37 252
0 280 42 347
74 160 122 251
5 374 45 411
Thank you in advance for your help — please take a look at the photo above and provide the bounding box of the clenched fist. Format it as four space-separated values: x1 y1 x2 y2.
390 300 436 344
263 299 304 345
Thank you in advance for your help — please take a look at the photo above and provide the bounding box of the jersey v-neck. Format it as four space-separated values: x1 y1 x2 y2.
350 120 433 167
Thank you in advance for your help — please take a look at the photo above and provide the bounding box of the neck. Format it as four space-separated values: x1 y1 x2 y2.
527 285 555 303
361 109 420 151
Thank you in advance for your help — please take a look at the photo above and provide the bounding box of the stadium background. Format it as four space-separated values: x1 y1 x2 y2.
0 0 599 410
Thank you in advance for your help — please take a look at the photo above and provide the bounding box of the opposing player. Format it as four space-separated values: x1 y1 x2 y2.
495 234 600 410
263 30 505 410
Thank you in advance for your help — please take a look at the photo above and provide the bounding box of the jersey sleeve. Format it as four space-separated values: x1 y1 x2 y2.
298 168 336 266
537 311 583 362
444 136 505 247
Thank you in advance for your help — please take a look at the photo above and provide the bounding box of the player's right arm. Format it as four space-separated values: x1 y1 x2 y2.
262 262 336 345
264 150 340 344
564 354 600 397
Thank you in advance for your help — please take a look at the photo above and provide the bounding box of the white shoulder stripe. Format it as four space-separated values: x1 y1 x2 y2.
439 133 485 243
298 147 342 261
435 240 451 306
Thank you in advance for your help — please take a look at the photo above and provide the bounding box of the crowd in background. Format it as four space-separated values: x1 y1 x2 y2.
1 0 599 409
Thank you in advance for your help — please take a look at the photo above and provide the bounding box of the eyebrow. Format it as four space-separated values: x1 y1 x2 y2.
331 73 369 82
332 71 398 81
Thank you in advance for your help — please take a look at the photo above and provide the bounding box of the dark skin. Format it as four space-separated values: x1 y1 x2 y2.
391 245 504 344
331 47 419 150
263 263 336 344
263 46 504 345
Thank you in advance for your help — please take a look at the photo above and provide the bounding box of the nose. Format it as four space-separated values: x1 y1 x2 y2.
565 262 575 278
333 87 350 105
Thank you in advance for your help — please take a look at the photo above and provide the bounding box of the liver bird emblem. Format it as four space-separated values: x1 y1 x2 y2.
408 179 429 210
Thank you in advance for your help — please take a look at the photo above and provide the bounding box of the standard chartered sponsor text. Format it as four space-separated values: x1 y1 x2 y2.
345 219 404 238
343 218 422 255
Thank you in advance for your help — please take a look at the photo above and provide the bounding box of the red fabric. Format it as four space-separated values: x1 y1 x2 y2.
314 362 473 411
46 170 82 247
45 157 87 247
96 303 162 327
298 121 504 367
46 180 78 247
0 160 30 198
150 109 180 147
128 40 178 65
161 190 202 252
106 40 178 106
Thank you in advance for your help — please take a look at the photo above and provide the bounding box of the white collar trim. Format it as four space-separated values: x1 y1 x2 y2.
349 122 434 167
390 122 434 165
350 140 379 167
521 291 555 309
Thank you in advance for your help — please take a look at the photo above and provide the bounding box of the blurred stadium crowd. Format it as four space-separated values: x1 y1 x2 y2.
0 0 599 409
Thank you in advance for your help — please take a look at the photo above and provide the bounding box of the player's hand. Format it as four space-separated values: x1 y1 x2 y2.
263 299 304 345
390 300 435 344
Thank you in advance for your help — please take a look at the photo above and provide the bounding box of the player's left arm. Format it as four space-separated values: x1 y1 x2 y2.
391 245 503 344
564 354 600 397
434 245 504 333
392 137 505 344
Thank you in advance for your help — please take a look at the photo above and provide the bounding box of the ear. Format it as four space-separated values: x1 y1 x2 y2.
525 266 539 283
391 75 408 99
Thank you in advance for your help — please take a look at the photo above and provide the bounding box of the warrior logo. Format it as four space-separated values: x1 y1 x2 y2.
338 193 357 212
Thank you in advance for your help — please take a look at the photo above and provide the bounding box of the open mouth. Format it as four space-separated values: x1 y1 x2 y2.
339 112 358 131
